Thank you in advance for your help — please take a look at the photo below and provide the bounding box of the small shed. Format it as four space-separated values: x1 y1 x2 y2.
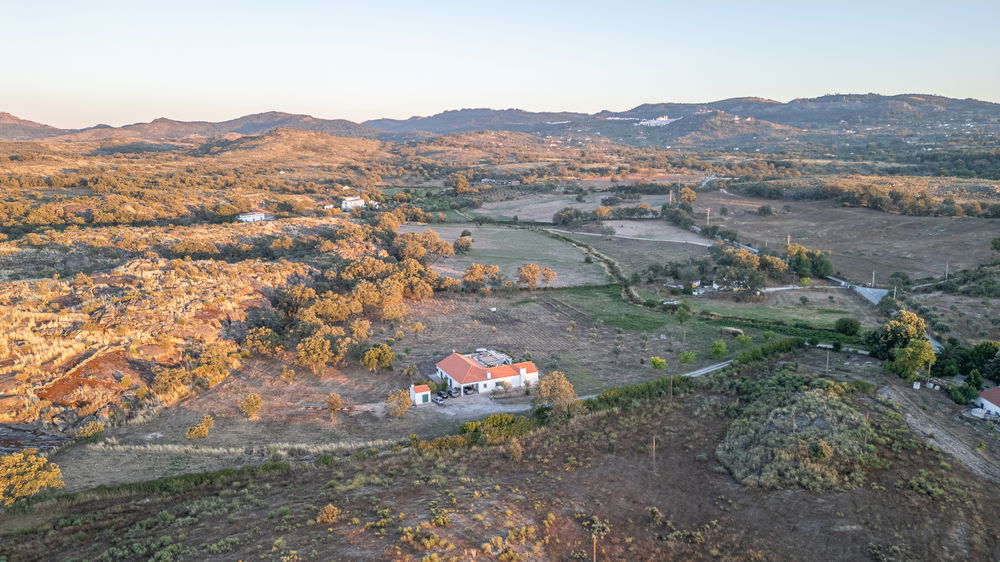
975 387 1000 415
410 384 431 406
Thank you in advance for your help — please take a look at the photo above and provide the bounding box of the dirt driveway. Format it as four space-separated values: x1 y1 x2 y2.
414 392 531 419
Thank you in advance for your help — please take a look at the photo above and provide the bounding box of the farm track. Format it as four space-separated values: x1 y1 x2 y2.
881 385 1000 486
547 228 712 247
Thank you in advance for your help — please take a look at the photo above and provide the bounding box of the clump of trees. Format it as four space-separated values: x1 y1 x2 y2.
516 263 557 290
865 310 927 360
361 343 395 372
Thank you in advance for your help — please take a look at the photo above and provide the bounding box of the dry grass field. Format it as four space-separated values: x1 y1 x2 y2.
472 192 675 222
693 191 998 282
909 291 1000 342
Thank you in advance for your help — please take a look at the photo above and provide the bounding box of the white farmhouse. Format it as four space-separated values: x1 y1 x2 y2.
435 351 539 395
975 388 1000 415
341 196 366 211
236 211 270 223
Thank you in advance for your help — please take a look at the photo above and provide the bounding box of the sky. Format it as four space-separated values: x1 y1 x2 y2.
3 0 999 129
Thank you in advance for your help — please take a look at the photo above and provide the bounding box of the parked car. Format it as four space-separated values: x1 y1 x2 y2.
436 390 449 399
463 387 475 395
447 388 461 398
432 396 445 405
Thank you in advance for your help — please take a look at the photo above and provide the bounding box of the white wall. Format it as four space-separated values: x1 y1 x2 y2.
976 397 1000 415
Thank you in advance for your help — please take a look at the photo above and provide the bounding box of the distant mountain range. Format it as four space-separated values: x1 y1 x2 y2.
3 94 998 149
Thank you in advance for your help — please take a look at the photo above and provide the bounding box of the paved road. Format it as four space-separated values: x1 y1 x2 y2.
577 360 733 400
852 286 889 305
761 284 848 293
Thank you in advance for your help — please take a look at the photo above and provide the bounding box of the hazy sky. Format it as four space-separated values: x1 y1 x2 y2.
4 0 998 128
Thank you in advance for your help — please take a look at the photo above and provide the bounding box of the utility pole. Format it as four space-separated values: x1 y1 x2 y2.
786 234 791 246
893 286 897 300
706 207 711 226
652 436 657 474
871 271 876 287
668 190 673 205
945 262 949 280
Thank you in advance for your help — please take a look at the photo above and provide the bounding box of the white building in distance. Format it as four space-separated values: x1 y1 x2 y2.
236 211 271 223
341 196 366 211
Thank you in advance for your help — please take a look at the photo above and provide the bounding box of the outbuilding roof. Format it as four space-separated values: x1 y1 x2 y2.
411 384 431 394
436 352 538 385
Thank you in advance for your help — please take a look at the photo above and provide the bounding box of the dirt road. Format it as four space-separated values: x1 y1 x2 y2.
880 385 1000 486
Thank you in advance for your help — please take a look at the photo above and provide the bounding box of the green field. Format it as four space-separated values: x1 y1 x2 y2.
634 287 879 331
564 233 710 276
399 224 609 286
548 285 767 365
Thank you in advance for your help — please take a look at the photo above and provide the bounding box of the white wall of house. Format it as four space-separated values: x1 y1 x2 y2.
437 368 538 392
976 397 1000 415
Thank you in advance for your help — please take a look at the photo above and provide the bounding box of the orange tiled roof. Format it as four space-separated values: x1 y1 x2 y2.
979 387 1000 406
412 384 431 394
435 352 537 385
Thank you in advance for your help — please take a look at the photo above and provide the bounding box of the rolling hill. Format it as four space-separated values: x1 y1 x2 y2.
0 112 68 140
3 94 998 150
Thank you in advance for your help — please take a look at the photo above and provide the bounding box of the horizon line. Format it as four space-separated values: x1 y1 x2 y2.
7 91 999 131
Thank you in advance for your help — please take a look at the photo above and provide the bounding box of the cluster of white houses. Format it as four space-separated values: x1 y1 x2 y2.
410 349 540 405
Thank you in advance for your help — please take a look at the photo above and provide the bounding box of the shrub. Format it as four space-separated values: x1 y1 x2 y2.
716 385 874 491
0 449 64 506
834 317 861 336
76 421 106 438
240 393 263 420
326 393 343 417
507 438 524 462
185 414 215 439
710 340 728 359
316 504 341 524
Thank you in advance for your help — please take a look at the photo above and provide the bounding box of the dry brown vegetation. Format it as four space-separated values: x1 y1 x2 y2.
0 257 311 427
2 352 999 561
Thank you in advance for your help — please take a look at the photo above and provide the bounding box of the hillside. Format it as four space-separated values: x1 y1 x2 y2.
0 113 67 140
199 127 388 165
3 358 999 560
5 94 999 151
51 111 389 142
365 107 587 134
